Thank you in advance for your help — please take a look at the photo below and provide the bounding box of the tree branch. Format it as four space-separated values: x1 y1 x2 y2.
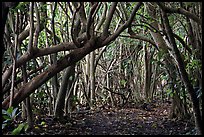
161 7 202 135
71 3 82 48
95 3 107 31
33 2 40 48
102 2 117 37
28 2 34 53
86 2 99 40
2 34 87 89
120 34 157 49
157 2 201 25
2 38 98 109
102 2 143 46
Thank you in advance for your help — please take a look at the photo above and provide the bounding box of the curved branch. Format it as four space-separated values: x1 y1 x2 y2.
2 38 98 109
94 46 107 70
173 33 192 54
161 7 202 135
120 34 157 49
157 2 201 25
2 34 87 90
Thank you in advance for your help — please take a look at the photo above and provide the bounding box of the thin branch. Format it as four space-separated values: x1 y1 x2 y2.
86 2 98 40
173 33 192 54
102 2 143 46
9 39 17 107
33 2 40 48
67 2 73 16
119 34 157 49
102 2 117 37
51 2 58 45
95 3 107 31
71 3 82 47
58 2 71 20
94 46 107 70
28 2 34 53
3 65 45 95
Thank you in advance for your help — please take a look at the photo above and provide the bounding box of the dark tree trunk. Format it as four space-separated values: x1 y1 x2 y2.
54 65 75 119
1 2 19 53
161 9 203 135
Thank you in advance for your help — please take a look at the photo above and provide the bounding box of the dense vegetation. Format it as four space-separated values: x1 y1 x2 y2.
1 2 202 135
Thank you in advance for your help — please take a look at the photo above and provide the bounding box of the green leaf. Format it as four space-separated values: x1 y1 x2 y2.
151 123 157 128
11 108 18 118
41 121 46 126
3 115 11 121
7 107 14 115
2 123 7 130
11 123 25 135
24 123 29 132
166 88 174 97
120 79 127 86
2 109 9 115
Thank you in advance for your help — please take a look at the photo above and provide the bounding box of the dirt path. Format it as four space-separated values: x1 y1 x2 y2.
23 102 195 135
72 106 193 135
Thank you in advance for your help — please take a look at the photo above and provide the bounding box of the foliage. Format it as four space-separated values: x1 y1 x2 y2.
11 2 29 12
71 95 79 104
2 107 21 130
2 107 28 135
119 79 127 87
11 123 29 135
2 2 202 135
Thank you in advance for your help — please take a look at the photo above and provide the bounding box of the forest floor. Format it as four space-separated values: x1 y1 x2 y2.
4 100 195 135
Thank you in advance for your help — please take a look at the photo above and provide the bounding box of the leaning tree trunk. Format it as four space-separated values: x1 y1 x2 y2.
161 9 203 135
145 2 186 119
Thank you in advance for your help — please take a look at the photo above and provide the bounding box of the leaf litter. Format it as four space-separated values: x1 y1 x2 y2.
3 100 195 135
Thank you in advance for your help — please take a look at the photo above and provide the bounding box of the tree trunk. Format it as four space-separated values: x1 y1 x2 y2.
143 44 151 100
21 64 33 129
90 51 95 108
65 65 75 114
161 9 203 135
107 73 115 106
54 65 75 119
1 2 19 55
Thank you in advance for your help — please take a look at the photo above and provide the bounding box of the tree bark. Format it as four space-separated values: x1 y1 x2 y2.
54 65 75 118
161 9 203 135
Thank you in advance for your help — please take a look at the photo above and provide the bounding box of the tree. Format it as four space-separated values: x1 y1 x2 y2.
2 2 202 135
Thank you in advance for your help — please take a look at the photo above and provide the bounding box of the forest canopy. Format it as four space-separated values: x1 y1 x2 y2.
1 2 202 135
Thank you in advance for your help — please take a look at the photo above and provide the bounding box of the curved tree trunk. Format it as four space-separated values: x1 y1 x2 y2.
161 9 203 135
